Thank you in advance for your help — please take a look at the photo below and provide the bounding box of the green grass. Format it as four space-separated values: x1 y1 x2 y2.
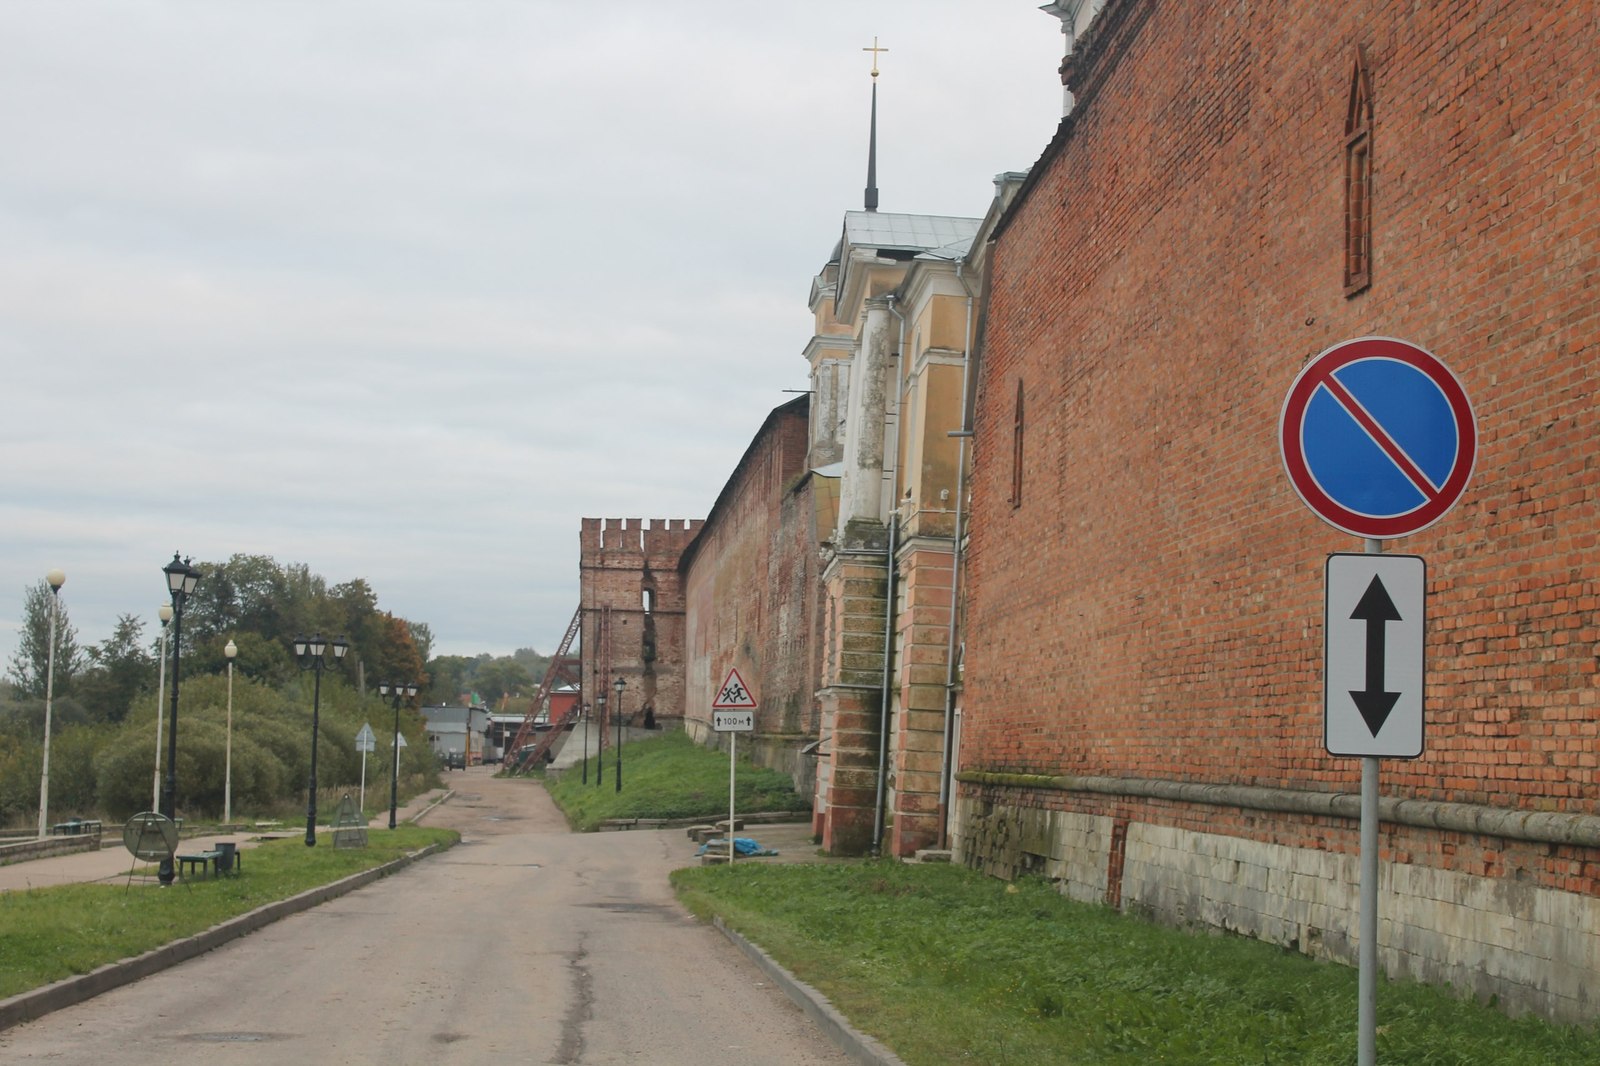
672 861 1600 1066
0 825 456 999
542 729 810 831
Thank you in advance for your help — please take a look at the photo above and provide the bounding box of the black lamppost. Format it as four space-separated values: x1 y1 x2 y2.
294 633 349 846
579 703 589 784
378 680 419 830
613 676 626 793
594 691 606 787
159 553 201 886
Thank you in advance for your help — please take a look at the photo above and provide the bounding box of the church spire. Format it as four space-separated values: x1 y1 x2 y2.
862 36 888 212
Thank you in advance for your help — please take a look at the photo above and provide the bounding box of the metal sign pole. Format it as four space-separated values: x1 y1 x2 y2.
1281 338 1469 1066
1358 536 1382 1066
728 731 737 866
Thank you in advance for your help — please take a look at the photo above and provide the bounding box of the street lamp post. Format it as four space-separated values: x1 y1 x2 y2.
579 703 589 784
152 603 172 813
378 680 419 830
224 639 237 825
36 569 65 839
594 693 607 786
294 633 349 846
160 553 202 885
613 676 626 793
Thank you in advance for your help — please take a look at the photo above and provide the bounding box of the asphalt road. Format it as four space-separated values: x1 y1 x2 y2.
0 769 856 1065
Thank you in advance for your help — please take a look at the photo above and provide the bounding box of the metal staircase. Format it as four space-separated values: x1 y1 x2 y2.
505 607 582 769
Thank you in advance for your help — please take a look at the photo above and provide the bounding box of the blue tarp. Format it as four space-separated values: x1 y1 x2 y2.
696 836 779 857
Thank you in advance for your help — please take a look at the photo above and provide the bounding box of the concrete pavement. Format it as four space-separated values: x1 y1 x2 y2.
0 770 899 1066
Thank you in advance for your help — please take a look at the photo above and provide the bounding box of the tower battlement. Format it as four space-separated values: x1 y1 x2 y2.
580 517 703 559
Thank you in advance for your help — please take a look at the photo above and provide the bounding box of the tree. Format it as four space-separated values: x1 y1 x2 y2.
472 658 534 706
407 621 434 663
512 647 553 686
366 613 427 689
75 614 156 722
184 553 292 643
423 655 474 706
6 579 80 698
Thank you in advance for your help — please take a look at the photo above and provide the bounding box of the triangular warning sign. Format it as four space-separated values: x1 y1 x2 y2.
712 667 757 709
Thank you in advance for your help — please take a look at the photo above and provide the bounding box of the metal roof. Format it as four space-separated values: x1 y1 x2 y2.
842 210 981 255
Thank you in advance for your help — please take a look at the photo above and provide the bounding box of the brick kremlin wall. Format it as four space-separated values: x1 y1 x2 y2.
956 0 1599 1021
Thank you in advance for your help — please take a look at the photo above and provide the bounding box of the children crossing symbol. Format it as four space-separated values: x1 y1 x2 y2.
712 667 756 709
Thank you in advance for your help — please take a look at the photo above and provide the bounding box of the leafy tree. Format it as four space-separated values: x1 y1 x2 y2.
7 579 81 698
473 658 534 706
75 614 156 722
512 647 554 686
184 553 293 644
407 621 434 663
366 613 427 689
423 655 474 706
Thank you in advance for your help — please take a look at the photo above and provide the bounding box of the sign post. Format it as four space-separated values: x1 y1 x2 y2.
712 668 757 864
1280 336 1475 1066
356 723 376 814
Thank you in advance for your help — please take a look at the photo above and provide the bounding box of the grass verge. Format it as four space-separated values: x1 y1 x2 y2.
541 729 810 831
0 825 456 999
672 860 1600 1066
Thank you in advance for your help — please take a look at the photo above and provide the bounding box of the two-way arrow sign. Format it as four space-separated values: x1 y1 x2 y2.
1325 553 1426 758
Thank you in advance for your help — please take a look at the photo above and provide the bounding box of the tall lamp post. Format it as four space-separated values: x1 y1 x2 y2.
613 676 626 793
223 639 237 825
579 703 589 784
295 633 348 846
36 569 65 839
160 553 202 886
378 680 419 829
594 692 606 786
152 604 172 813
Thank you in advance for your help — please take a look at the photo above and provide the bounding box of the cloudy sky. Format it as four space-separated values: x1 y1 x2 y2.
0 1 1066 665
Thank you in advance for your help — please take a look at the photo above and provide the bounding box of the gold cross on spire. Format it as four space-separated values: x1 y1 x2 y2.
862 36 889 79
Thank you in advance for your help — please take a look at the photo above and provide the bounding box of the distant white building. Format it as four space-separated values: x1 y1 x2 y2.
421 705 490 766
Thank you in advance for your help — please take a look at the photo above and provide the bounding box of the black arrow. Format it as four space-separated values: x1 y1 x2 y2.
1349 575 1402 735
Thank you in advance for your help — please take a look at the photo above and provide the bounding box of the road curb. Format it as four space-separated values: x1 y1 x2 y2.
712 916 909 1066
0 841 453 1034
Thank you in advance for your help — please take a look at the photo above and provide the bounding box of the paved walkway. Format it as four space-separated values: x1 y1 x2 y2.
0 788 452 893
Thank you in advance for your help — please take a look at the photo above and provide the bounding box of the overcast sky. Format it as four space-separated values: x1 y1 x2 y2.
0 1 1065 665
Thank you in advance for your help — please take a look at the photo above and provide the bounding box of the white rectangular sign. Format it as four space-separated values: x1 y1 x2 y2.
1325 553 1425 758
713 710 754 733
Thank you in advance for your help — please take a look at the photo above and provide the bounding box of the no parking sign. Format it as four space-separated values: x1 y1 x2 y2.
1280 337 1476 539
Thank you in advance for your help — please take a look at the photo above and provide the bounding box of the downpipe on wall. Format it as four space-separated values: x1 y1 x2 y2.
938 276 977 851
872 296 910 856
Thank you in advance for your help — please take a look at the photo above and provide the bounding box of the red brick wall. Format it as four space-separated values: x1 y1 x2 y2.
964 0 1599 889
681 402 821 741
579 517 702 725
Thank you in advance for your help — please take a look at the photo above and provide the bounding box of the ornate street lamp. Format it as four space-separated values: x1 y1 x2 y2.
378 680 419 830
613 675 627 793
36 569 65 839
159 553 201 885
152 603 172 813
224 639 238 825
294 633 349 846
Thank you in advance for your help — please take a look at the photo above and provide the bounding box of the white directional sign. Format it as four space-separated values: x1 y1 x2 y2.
713 710 754 733
1325 553 1425 758
356 723 377 753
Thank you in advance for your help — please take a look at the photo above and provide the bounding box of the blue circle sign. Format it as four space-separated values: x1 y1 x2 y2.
1280 337 1476 539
